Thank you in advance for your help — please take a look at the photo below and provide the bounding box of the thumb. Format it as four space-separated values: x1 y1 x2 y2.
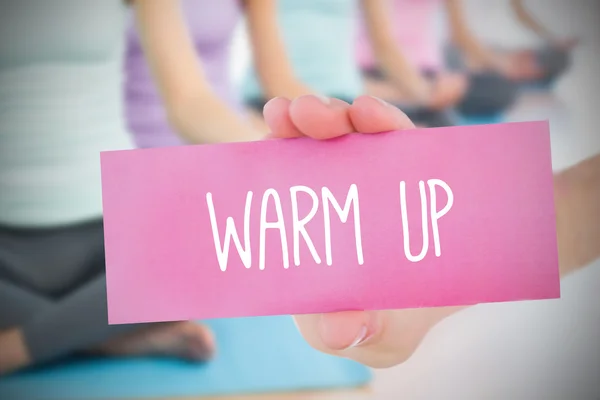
293 306 465 368
293 311 382 353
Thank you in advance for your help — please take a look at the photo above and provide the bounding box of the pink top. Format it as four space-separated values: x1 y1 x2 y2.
356 0 445 71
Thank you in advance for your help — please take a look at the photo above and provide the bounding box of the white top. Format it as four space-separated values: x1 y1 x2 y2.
0 0 135 227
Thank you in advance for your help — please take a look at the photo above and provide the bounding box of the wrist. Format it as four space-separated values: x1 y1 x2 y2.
264 77 313 100
415 80 434 107
169 95 264 144
554 155 600 277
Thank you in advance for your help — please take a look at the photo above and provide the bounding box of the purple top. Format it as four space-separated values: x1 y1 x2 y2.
125 0 242 148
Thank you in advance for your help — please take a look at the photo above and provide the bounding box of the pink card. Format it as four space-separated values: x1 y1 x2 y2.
101 121 559 324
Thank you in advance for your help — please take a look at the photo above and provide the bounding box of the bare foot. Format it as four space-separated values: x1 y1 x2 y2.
0 328 31 375
88 322 215 362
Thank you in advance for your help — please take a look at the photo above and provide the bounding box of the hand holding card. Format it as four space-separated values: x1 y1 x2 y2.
101 95 559 368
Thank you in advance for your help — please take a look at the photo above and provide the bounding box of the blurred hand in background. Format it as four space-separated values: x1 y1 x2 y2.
426 72 469 110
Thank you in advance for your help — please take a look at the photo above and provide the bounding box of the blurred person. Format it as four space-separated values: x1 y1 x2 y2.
125 0 313 147
0 0 278 375
356 0 521 119
260 95 600 371
242 0 462 128
507 0 576 85
447 0 576 86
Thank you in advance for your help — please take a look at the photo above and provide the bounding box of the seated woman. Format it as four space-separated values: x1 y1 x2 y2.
508 0 574 85
356 0 521 119
451 0 575 87
242 0 461 128
0 0 271 376
125 0 311 148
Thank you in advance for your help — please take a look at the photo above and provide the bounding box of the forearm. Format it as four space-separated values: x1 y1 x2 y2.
376 50 431 105
446 0 498 69
244 0 314 100
453 34 498 69
168 94 264 144
260 74 314 100
360 0 430 104
554 154 600 276
511 0 556 42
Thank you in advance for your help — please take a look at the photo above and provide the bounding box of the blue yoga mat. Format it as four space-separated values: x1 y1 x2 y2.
457 113 505 126
0 316 371 400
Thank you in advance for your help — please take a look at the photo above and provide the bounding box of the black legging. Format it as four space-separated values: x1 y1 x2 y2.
457 71 518 116
0 220 146 366
535 45 571 85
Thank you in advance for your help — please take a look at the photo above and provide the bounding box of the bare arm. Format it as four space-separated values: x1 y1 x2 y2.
554 154 600 276
510 0 557 42
360 0 431 104
132 0 263 143
446 0 500 70
244 0 313 99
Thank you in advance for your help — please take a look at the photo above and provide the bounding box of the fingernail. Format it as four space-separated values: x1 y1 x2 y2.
291 316 300 331
314 94 331 105
369 96 392 107
349 311 381 348
348 325 370 348
262 96 284 114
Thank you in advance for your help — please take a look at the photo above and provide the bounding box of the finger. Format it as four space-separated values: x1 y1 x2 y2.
288 95 355 139
262 97 305 139
294 310 397 368
349 95 415 133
